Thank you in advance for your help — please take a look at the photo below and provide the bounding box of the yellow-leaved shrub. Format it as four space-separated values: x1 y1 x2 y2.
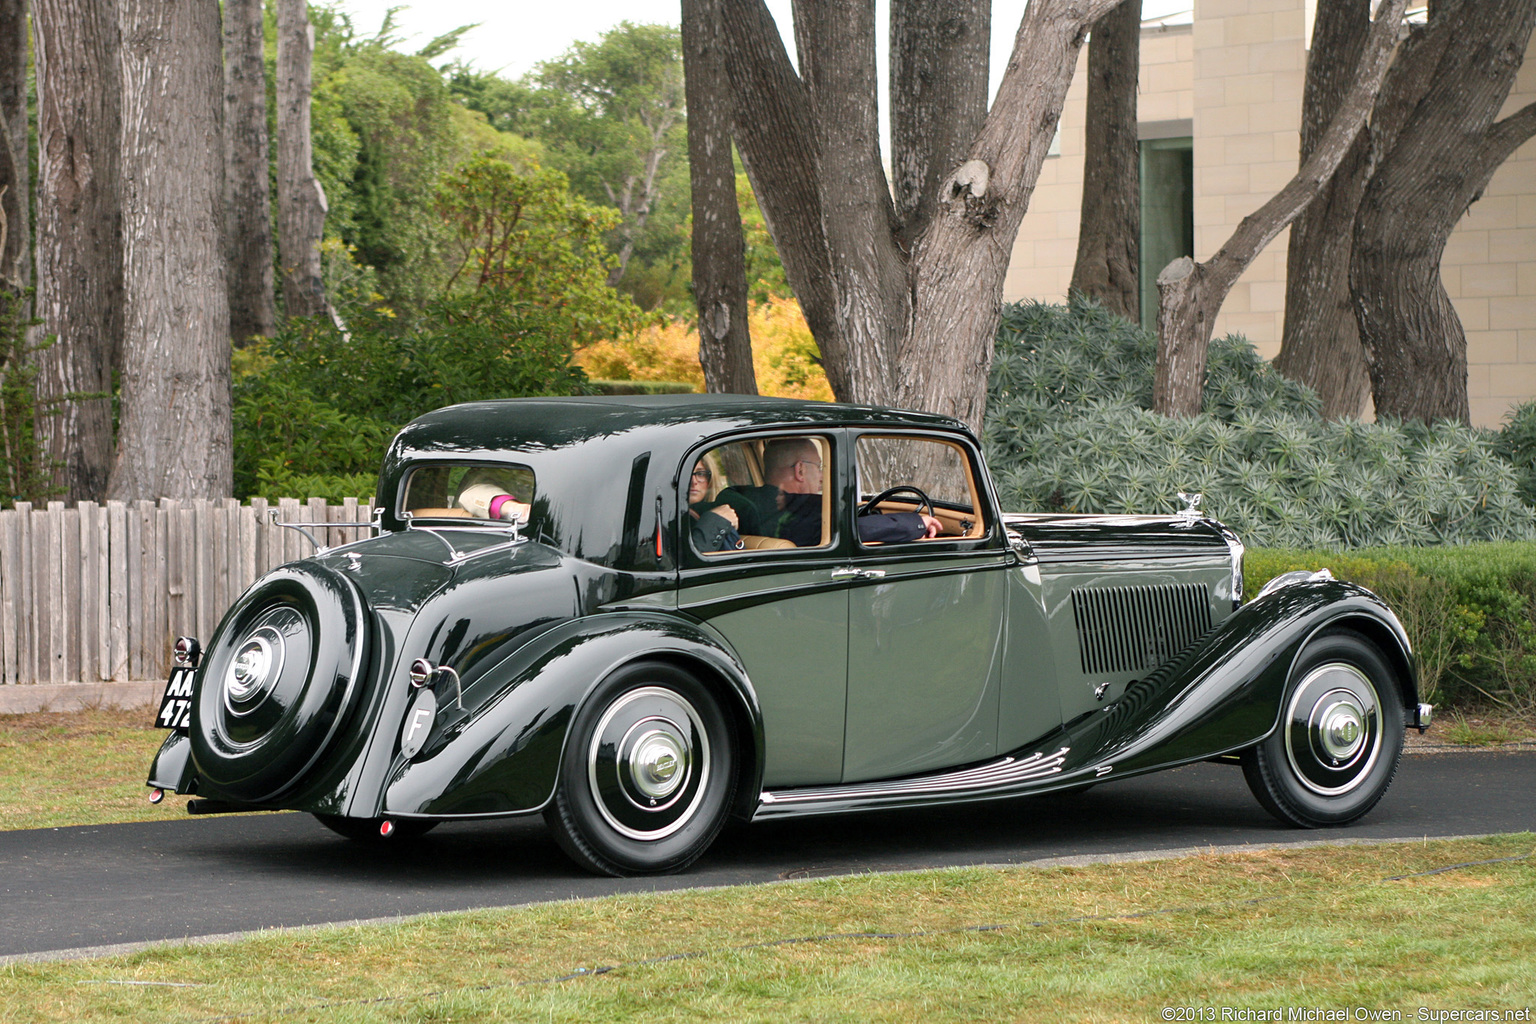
575 296 833 401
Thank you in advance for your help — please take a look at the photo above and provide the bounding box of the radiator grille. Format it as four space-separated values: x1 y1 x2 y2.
1071 582 1211 676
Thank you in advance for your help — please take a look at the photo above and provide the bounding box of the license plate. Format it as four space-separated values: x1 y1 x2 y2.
155 666 195 730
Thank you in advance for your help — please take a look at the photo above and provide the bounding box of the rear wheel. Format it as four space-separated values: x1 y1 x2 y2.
1243 631 1404 827
544 661 735 876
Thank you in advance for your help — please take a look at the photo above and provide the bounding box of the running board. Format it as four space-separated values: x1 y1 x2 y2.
754 746 1073 820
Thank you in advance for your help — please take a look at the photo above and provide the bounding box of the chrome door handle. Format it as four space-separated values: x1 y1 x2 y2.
831 568 886 580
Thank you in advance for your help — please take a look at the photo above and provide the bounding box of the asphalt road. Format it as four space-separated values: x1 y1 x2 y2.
2 748 1533 961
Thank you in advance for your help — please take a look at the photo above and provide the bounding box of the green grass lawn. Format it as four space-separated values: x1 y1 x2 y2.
1 836 1532 1023
0 708 190 830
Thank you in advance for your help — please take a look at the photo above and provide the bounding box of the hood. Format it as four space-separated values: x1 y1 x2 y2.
1003 513 1234 563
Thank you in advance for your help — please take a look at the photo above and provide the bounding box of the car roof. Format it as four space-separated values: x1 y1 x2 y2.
376 396 979 563
394 394 969 453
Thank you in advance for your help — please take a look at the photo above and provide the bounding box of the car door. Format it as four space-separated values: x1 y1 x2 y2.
840 432 1012 783
673 432 851 789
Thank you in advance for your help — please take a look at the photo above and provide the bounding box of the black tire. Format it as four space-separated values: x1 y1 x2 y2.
313 814 438 843
189 566 368 803
1242 630 1405 827
544 661 736 876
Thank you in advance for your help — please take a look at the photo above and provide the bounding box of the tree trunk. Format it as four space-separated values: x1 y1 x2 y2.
793 0 908 405
718 2 847 396
1275 0 1373 420
0 0 29 296
276 0 329 322
722 0 1120 433
224 0 276 345
32 0 122 502
889 0 989 252
111 0 231 500
1152 0 1406 418
1352 0 1536 424
1069 0 1139 321
0 110 23 294
681 0 757 395
895 0 1121 429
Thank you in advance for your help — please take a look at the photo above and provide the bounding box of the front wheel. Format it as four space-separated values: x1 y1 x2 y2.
1242 631 1405 827
544 661 736 876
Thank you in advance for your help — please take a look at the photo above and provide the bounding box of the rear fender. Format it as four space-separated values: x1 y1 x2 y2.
1059 577 1415 778
380 612 762 817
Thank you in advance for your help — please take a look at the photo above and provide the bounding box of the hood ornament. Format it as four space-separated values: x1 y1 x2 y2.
1175 491 1203 526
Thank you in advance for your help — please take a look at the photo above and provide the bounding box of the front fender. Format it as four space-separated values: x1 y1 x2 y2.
1057 577 1415 780
380 612 762 817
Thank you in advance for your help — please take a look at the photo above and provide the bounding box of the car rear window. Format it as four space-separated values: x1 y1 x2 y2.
400 464 536 523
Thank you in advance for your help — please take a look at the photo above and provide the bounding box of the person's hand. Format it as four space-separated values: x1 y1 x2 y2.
919 514 942 538
715 505 739 529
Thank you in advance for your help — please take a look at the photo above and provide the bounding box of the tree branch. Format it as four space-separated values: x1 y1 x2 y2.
1153 0 1408 417
969 0 1121 203
1470 99 1536 194
1201 0 1406 296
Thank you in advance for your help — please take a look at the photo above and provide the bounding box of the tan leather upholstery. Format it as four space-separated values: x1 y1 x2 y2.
410 508 473 518
738 534 795 550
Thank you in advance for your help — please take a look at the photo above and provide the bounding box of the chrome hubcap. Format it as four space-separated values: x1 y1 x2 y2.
230 638 272 698
628 728 687 800
1284 662 1383 796
1317 699 1365 760
588 686 709 841
224 622 286 716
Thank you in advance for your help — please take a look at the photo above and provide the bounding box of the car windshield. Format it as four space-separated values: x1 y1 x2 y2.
400 463 536 524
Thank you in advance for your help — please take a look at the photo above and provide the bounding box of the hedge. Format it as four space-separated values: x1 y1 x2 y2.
1245 543 1536 711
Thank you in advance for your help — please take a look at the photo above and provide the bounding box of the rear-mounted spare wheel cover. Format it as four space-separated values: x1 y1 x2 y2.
190 565 368 802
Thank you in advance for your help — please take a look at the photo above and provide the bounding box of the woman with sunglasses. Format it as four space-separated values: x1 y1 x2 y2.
687 459 744 552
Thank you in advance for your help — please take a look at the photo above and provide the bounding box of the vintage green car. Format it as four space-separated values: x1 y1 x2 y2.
147 395 1429 875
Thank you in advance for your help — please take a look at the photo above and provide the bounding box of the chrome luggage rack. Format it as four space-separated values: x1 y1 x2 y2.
267 506 382 554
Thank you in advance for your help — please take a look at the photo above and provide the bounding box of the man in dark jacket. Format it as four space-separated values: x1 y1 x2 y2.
717 438 939 546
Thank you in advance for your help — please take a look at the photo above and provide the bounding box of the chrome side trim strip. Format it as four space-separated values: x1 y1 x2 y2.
758 746 1070 809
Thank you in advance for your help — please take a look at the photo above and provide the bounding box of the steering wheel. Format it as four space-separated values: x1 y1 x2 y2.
858 485 934 519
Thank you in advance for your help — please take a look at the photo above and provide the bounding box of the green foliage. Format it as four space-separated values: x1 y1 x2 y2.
0 290 56 507
1494 399 1536 505
490 23 693 311
445 64 538 134
437 155 652 346
1245 544 1536 710
300 5 523 310
232 298 592 501
985 298 1536 548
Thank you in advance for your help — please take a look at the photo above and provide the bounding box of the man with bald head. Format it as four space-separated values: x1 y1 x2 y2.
716 437 939 547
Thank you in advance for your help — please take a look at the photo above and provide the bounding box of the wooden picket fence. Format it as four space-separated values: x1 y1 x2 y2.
0 498 375 688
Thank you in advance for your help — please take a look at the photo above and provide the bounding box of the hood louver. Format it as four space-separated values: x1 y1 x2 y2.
1071 583 1212 676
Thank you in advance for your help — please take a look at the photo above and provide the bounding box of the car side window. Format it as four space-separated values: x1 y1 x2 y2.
854 435 985 544
685 436 835 556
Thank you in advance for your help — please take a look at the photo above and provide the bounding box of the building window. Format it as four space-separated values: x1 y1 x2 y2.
1139 136 1193 331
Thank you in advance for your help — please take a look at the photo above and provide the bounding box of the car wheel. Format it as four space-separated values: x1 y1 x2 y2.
189 566 368 803
1242 630 1405 827
312 814 438 842
544 661 736 876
